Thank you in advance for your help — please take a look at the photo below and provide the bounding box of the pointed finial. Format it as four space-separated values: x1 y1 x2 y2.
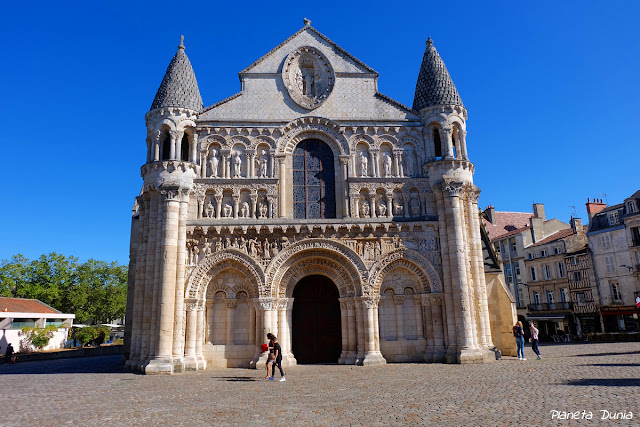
426 37 433 46
303 18 311 26
179 35 185 50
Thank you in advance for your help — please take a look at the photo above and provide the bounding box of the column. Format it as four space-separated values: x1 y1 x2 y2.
351 154 357 178
172 189 190 372
145 188 180 374
339 155 350 218
346 298 357 364
353 197 360 218
460 130 468 160
250 299 263 369
277 156 286 218
246 151 254 178
139 192 158 367
250 194 258 219
394 296 405 340
195 302 206 369
153 131 161 162
128 195 147 370
402 193 409 219
414 295 424 340
285 300 295 364
393 152 400 177
370 150 379 177
190 133 198 163
226 300 236 346
232 195 239 219
215 195 222 220
398 152 404 177
200 151 206 177
434 192 456 361
338 298 349 364
441 128 454 159
269 149 276 178
248 302 256 345
184 300 198 370
355 299 365 364
169 130 181 160
361 296 386 366
386 193 393 218
369 198 376 219
442 180 480 361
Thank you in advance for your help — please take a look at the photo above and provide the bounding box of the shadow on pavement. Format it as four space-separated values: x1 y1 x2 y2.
213 376 258 382
565 378 640 387
590 363 640 367
574 350 640 357
0 354 125 375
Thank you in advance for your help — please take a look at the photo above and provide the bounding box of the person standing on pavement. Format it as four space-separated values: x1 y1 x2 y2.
271 336 286 382
529 323 541 360
513 321 526 361
4 343 14 364
265 333 275 379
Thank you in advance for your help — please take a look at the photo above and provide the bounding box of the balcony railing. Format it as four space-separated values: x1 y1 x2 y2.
528 302 573 311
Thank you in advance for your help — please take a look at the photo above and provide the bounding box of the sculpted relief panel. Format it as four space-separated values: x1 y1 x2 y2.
282 46 335 110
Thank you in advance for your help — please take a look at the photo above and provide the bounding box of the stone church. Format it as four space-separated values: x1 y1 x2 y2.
124 21 516 374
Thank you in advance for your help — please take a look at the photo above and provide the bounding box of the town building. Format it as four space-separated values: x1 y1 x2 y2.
522 218 592 340
483 204 569 318
0 297 75 354
125 22 516 374
587 193 640 332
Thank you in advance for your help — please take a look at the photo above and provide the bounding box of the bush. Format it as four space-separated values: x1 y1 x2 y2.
20 325 59 350
73 325 112 347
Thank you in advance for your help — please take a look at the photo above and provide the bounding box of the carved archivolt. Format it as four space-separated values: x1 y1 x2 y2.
276 258 356 299
185 249 264 299
368 249 442 294
277 117 349 156
265 238 367 296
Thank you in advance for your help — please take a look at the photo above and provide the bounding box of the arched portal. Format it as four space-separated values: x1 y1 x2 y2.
292 275 341 363
292 139 336 219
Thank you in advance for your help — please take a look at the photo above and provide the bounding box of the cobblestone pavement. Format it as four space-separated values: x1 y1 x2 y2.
1 342 639 426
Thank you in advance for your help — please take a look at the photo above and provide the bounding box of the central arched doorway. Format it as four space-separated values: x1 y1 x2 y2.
291 275 341 364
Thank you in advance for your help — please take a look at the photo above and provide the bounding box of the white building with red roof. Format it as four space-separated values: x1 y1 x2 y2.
0 297 75 354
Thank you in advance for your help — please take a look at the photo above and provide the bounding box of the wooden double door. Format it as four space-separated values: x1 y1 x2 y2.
291 275 342 364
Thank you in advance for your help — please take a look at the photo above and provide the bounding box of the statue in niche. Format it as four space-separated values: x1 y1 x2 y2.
405 151 416 177
209 149 219 178
378 200 387 217
393 199 403 216
383 153 392 177
281 236 290 249
240 202 249 218
223 236 231 249
192 245 200 264
238 236 247 253
410 194 421 216
428 236 437 251
259 203 268 219
375 240 382 258
360 152 368 177
360 199 370 217
214 237 222 252
203 240 212 256
248 238 259 258
205 200 215 218
364 241 373 260
259 150 268 178
233 152 242 178
296 61 316 97
262 238 270 258
271 241 279 257
223 203 232 218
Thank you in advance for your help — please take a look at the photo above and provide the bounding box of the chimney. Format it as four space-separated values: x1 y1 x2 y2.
485 205 496 225
533 203 545 221
530 216 544 243
586 198 607 223
570 217 583 234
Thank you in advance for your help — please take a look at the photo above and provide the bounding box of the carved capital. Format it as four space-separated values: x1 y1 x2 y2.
361 296 379 309
226 300 237 309
169 130 182 142
393 295 405 305
257 298 274 311
468 186 481 204
160 188 179 202
442 180 464 197
338 155 350 166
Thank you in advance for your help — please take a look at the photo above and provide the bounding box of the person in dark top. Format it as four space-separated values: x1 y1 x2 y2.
271 337 286 382
4 344 14 364
513 321 526 361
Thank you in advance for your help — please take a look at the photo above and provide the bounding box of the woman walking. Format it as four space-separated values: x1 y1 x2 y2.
530 323 542 360
265 333 275 379
513 321 526 361
271 336 286 382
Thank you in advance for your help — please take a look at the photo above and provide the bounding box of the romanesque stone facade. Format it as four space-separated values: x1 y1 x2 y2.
125 23 499 374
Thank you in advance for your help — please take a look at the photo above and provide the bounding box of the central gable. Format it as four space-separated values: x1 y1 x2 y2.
199 25 418 123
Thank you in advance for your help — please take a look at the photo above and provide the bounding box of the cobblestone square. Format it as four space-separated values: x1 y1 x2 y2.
1 342 639 426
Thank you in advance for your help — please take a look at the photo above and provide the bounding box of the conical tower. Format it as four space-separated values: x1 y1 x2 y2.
127 36 202 375
414 38 495 364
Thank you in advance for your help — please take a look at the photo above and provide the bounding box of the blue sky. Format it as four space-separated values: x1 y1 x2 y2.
1 1 638 264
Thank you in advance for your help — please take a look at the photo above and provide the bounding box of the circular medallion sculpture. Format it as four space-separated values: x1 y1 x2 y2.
282 46 335 110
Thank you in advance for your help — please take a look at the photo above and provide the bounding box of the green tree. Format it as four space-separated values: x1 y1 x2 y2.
20 325 59 350
0 254 30 297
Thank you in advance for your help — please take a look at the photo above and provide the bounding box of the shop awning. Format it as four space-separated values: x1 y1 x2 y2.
526 314 569 321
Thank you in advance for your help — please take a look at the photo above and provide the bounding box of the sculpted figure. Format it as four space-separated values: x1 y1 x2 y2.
224 236 231 248
233 152 242 178
428 236 437 251
239 236 247 253
192 245 200 264
203 241 212 256
259 203 268 219
281 236 290 248
364 242 373 260
259 150 268 178
214 238 222 252
360 199 370 217
205 200 215 218
405 151 415 177
360 152 368 177
378 200 387 217
240 201 249 218
209 149 219 178
223 203 232 218
410 195 421 216
393 199 403 216
383 153 392 177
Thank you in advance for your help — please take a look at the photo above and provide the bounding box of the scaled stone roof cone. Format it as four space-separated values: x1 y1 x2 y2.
412 38 463 111
150 36 203 112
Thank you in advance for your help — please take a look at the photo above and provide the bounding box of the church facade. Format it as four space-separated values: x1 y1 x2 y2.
125 22 504 374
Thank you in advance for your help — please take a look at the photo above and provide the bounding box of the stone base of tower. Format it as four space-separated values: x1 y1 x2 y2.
143 357 175 374
456 347 496 364
359 351 387 366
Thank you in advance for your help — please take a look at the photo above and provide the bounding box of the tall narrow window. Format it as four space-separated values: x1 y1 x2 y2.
292 139 335 219
181 133 190 161
610 282 622 301
161 131 170 161
432 128 442 158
